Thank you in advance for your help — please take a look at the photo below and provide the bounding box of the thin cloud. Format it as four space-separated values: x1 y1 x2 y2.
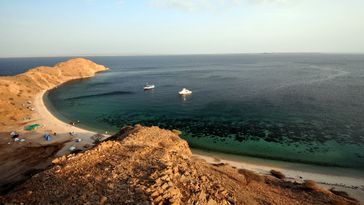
150 0 294 11
150 0 220 11
249 0 293 4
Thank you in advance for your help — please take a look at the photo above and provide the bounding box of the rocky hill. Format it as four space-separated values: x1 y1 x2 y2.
1 125 360 205
0 58 107 130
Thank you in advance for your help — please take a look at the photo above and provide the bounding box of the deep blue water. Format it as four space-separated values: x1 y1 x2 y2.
2 54 364 168
0 57 71 75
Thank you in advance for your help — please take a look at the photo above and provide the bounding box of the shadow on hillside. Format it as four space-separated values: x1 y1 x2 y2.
0 131 72 194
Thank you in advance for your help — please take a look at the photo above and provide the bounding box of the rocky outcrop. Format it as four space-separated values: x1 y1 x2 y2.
0 58 108 130
1 125 360 205
18 58 107 90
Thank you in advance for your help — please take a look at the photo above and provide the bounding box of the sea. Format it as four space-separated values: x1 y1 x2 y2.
1 54 364 169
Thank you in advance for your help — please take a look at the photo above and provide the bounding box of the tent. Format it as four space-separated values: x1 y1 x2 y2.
24 124 40 131
44 134 52 141
10 131 19 138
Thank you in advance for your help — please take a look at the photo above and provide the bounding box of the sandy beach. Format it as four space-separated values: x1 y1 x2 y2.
33 90 99 156
0 58 109 190
1 90 103 157
0 58 362 204
192 149 364 203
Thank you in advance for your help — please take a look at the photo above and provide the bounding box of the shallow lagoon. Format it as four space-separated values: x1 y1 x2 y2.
43 54 364 168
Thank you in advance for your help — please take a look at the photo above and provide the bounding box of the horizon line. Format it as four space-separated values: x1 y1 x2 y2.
1 52 364 59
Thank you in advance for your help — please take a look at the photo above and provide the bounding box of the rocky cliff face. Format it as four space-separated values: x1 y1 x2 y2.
2 125 359 205
0 58 107 130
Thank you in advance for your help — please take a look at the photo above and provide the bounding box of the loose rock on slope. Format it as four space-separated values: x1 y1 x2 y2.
1 125 360 205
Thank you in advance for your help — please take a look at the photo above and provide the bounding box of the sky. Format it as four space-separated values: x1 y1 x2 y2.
0 0 363 57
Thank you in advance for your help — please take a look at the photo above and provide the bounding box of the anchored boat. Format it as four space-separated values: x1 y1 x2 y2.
144 84 155 90
179 88 192 95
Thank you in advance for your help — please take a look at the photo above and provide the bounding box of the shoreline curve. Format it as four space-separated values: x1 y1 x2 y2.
0 58 363 202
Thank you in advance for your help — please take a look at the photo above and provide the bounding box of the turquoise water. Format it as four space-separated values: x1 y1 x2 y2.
8 54 364 169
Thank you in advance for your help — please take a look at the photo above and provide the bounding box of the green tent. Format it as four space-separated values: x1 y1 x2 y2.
24 124 40 131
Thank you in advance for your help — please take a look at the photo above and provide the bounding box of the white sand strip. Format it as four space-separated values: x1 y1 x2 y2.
31 90 98 156
192 148 364 203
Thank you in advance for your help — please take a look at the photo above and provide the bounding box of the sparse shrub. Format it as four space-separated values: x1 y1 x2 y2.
303 180 319 190
94 138 101 144
70 149 82 154
172 129 182 136
213 157 221 162
270 170 285 180
238 169 264 184
212 163 227 167
330 188 358 202
330 188 349 198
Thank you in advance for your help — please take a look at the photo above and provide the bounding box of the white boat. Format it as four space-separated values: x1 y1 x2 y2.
179 88 192 95
144 84 155 90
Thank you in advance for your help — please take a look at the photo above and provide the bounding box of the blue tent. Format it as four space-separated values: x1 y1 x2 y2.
44 134 52 141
